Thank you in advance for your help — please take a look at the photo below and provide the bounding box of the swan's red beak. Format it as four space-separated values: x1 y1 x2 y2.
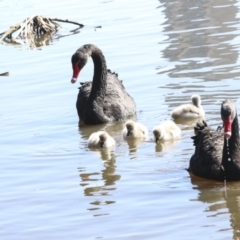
71 61 80 84
223 116 232 139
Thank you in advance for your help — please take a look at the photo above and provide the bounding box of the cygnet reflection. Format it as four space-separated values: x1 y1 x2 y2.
155 139 181 152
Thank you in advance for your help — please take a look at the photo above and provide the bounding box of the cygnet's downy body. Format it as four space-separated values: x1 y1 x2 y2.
88 131 115 148
171 95 205 120
123 120 148 139
153 120 181 142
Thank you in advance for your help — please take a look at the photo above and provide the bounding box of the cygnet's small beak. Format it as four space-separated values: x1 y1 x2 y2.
127 131 131 137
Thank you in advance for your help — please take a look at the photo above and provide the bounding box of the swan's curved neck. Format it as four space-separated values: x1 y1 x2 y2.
88 46 108 102
85 45 109 123
222 114 240 165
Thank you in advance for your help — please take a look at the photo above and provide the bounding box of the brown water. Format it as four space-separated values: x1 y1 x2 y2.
1 0 240 239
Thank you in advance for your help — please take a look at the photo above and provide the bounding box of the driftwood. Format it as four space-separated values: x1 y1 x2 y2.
0 16 84 48
0 72 9 76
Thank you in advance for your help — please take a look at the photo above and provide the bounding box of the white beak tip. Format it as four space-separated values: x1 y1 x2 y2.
71 78 77 84
224 132 232 139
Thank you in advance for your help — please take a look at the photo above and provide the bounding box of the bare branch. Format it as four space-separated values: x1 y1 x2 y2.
0 15 84 48
0 24 21 41
50 18 84 27
0 72 9 76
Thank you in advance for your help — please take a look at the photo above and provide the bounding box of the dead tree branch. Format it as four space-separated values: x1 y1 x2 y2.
0 16 84 48
0 72 9 76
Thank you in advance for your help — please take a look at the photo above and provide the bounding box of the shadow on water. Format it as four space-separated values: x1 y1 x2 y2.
189 174 240 239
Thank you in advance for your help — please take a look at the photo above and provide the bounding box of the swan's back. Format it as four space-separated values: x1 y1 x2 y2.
153 120 181 141
102 71 136 120
189 122 223 180
123 120 148 139
88 131 115 148
77 70 136 122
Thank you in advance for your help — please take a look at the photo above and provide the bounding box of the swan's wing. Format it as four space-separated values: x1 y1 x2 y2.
77 72 136 122
189 121 224 180
103 72 136 120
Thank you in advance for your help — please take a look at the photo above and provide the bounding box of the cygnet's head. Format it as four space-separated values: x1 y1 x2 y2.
125 120 135 137
153 129 163 143
99 132 108 147
191 95 201 107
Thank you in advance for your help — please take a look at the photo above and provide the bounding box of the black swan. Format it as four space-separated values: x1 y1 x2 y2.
171 95 205 119
70 44 136 125
188 99 240 181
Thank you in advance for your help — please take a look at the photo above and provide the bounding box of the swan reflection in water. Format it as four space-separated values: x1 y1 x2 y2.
78 122 121 216
155 139 181 152
189 175 240 239
125 137 181 154
78 148 120 216
124 137 147 154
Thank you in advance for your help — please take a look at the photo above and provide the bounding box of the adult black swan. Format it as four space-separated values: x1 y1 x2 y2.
70 44 136 125
188 99 240 181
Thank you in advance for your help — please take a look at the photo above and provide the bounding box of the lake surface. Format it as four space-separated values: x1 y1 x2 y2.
1 0 240 239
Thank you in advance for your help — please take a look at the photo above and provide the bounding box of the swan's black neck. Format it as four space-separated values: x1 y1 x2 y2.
88 45 108 102
85 45 109 124
222 114 240 171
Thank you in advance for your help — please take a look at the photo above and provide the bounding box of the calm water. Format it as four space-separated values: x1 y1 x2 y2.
1 0 240 239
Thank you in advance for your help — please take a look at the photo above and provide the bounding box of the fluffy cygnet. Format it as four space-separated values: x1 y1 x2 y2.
171 95 205 119
123 120 148 139
88 131 115 148
153 120 181 142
